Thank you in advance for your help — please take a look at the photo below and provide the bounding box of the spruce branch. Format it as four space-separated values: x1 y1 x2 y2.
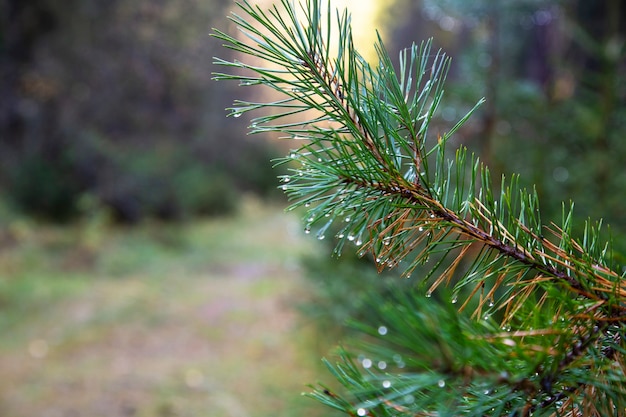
213 0 626 415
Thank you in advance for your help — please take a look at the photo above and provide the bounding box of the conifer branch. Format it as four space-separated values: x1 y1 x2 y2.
213 1 626 415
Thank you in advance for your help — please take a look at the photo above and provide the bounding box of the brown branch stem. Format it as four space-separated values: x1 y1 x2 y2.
345 175 624 315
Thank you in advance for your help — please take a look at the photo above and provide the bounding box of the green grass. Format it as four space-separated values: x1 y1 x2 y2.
0 198 336 417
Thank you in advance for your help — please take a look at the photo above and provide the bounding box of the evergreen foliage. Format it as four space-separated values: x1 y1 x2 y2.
213 1 626 415
0 0 279 222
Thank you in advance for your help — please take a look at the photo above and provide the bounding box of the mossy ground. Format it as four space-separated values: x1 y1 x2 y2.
0 198 332 417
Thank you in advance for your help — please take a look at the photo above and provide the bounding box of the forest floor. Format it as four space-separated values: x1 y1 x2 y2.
0 198 334 417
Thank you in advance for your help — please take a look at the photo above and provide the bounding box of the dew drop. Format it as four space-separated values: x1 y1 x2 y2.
355 239 362 246
418 226 424 232
283 176 291 183
281 185 288 190
357 408 367 416
233 112 242 118
377 326 388 336
304 202 311 207
317 158 323 162
344 216 351 222
289 152 297 159
337 233 345 238
317 235 325 240
347 234 355 241
304 227 311 234
488 300 494 307
425 291 432 298
377 361 387 370
382 380 391 388
307 216 314 222
362 358 372 369
451 296 458 304
438 379 446 388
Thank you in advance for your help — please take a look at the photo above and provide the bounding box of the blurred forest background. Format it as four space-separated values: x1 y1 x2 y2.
1 0 279 224
0 0 624 416
1 0 624 230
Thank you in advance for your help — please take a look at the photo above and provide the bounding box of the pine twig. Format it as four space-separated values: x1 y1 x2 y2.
213 1 626 415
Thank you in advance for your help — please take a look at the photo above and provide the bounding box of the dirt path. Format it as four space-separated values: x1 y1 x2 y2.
0 200 329 417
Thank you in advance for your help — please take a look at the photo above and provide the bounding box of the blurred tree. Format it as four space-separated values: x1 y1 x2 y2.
0 0 280 222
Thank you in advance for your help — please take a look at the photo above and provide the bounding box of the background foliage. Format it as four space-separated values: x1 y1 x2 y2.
1 0 280 222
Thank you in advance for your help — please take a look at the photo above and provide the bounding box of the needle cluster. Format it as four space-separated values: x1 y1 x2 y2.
213 1 626 415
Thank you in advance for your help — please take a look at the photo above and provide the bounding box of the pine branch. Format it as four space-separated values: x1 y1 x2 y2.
216 0 623 316
212 1 626 415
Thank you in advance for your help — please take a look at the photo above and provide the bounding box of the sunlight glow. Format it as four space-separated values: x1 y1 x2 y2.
252 0 383 61
330 0 382 60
